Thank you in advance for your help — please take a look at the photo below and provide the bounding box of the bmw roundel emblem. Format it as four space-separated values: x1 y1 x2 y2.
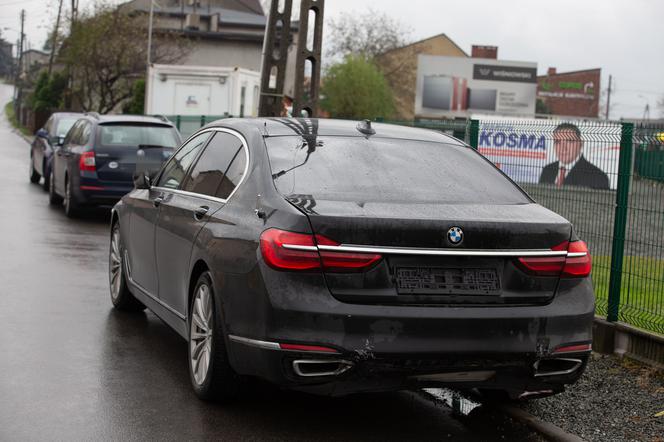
447 226 464 245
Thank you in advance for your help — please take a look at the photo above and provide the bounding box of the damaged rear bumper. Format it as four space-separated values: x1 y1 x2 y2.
224 277 594 396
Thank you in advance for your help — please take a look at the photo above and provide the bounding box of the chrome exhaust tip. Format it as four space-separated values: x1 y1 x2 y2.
533 358 582 377
518 389 555 400
292 359 354 377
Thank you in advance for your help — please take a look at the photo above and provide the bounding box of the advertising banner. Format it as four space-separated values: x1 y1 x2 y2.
477 119 621 190
416 55 538 118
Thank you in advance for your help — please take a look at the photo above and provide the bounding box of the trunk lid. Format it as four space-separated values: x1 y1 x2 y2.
289 198 572 305
95 144 174 184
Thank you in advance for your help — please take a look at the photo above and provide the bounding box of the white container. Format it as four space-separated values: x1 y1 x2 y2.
146 64 261 118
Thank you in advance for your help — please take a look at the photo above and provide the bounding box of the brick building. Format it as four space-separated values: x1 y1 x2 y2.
537 67 601 118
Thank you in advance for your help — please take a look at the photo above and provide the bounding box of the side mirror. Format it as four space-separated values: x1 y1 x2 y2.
56 135 65 146
36 128 48 139
133 171 151 189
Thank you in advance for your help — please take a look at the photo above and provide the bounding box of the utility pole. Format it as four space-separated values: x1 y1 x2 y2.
258 0 293 117
605 74 612 120
14 10 25 106
48 0 64 75
147 0 155 67
292 0 324 118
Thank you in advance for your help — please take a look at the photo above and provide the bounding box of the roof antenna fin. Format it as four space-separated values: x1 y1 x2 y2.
356 119 376 136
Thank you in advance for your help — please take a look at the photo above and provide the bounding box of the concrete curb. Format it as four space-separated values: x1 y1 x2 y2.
496 403 585 442
419 389 585 442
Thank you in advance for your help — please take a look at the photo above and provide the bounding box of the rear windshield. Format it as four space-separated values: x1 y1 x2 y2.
55 117 78 137
99 124 179 148
265 136 530 204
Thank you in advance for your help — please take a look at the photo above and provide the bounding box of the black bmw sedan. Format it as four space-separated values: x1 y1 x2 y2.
109 118 594 401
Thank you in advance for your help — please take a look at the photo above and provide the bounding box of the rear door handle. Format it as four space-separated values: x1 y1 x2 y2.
194 206 210 220
153 196 164 207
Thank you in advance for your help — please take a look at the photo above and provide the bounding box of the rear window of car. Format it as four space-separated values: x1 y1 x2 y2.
98 124 179 148
265 136 530 204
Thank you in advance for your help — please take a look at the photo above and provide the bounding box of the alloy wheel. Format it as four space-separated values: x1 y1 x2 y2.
190 284 213 386
109 227 122 301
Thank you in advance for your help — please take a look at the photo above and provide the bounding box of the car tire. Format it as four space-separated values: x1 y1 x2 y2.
64 177 80 218
48 172 63 205
29 155 40 183
188 271 239 402
42 161 50 191
109 222 145 312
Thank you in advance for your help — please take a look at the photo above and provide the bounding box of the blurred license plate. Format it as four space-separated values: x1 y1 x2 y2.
396 267 500 295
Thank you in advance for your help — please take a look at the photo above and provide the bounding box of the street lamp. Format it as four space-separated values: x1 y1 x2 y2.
638 94 651 121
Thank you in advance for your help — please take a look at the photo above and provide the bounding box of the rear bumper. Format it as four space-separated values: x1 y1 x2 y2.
228 339 590 396
73 176 132 207
223 266 595 396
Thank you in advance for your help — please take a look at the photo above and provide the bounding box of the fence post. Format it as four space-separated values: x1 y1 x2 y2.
175 115 181 131
469 119 480 149
607 122 634 322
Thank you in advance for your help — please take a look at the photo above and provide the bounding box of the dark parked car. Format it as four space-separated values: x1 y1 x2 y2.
49 114 181 217
109 118 594 402
29 112 80 190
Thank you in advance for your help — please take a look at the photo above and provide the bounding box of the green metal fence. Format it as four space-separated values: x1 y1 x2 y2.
169 115 664 335
165 115 229 140
391 118 663 335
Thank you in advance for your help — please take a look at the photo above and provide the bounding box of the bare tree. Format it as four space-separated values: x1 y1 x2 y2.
325 8 412 63
59 2 188 113
323 8 419 119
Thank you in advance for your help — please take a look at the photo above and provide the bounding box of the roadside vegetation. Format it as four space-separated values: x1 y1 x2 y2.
4 101 31 136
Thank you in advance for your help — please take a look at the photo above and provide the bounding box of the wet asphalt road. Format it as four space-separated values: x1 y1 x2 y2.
0 84 540 441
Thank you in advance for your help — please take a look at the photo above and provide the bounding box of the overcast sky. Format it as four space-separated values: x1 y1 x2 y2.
2 0 661 119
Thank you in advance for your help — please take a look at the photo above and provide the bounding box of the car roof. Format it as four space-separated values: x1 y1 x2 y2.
51 112 82 118
96 114 174 125
205 118 465 145
71 114 174 126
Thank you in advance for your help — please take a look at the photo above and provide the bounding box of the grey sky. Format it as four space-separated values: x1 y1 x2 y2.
2 0 661 119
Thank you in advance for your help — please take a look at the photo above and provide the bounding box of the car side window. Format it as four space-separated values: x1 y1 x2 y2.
182 132 244 198
44 117 53 134
155 132 210 190
216 141 247 199
80 123 92 146
64 121 82 146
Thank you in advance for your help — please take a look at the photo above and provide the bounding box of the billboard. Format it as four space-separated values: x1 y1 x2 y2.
477 119 620 190
415 55 538 118
537 68 601 118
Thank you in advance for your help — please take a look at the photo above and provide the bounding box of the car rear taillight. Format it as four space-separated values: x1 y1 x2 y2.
259 228 381 272
517 240 591 278
79 151 96 172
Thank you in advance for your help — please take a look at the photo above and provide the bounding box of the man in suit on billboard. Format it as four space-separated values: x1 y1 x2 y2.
539 123 610 190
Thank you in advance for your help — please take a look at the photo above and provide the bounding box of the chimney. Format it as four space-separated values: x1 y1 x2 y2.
547 67 557 76
471 45 498 59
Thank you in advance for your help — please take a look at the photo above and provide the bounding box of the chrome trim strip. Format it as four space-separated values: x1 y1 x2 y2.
316 244 569 257
227 335 281 351
152 186 227 204
151 127 251 206
282 243 585 258
282 244 318 252
292 360 354 377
